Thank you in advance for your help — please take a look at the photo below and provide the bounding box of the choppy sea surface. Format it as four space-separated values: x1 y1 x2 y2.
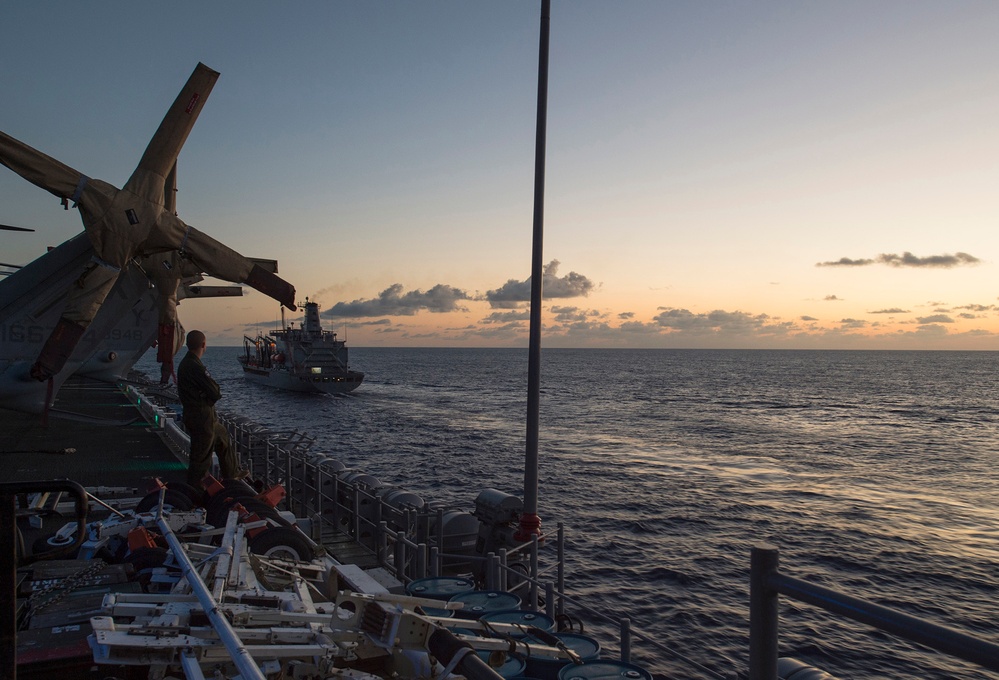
138 347 999 679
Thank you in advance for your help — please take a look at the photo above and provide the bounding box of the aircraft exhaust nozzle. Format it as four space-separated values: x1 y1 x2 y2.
245 264 296 310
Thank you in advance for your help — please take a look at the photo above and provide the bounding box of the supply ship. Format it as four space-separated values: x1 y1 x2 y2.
238 299 364 395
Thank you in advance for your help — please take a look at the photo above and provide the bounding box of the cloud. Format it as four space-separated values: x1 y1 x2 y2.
486 260 594 308
817 251 980 268
907 323 951 337
551 305 601 323
839 318 868 329
816 257 875 267
460 320 527 341
881 252 980 268
916 314 954 324
325 283 471 318
869 308 909 314
617 320 664 335
956 304 997 312
824 295 842 301
389 297 999 350
482 310 530 324
618 312 635 319
653 308 787 335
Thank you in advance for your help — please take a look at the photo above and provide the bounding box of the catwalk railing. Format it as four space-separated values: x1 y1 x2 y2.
750 544 999 679
220 412 551 583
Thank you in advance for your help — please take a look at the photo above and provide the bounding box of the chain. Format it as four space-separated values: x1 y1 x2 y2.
28 559 109 613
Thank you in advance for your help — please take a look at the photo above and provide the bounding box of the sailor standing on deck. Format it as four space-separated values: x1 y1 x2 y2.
177 330 244 486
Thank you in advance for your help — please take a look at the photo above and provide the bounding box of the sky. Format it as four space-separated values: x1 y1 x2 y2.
3 1 999 350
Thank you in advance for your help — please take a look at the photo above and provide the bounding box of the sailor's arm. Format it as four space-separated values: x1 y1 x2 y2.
185 362 221 404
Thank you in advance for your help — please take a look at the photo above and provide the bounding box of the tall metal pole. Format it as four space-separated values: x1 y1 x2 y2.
517 0 551 541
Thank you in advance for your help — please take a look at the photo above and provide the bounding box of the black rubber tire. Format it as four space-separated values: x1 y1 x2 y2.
126 546 169 571
204 491 251 525
166 481 207 507
207 495 280 528
248 526 315 561
221 478 257 495
135 488 196 513
204 482 257 518
206 494 270 528
126 546 170 591
205 495 232 529
234 497 283 522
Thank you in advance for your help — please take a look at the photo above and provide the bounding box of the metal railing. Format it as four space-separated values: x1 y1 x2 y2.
219 412 555 582
750 544 999 679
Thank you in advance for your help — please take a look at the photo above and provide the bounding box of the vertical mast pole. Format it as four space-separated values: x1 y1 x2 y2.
518 0 551 541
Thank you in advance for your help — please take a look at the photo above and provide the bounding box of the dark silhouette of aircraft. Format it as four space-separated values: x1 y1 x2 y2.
0 63 296 389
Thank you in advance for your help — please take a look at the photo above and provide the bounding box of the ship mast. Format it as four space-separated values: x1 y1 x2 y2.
517 0 551 541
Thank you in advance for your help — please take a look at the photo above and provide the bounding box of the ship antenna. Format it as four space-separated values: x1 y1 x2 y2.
517 0 550 542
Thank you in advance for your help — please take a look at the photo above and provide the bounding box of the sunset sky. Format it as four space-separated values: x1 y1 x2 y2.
3 1 999 349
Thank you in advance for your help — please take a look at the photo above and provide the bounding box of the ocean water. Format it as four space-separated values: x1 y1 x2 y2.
139 347 999 679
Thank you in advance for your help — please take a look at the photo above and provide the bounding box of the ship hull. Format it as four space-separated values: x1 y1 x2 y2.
239 362 363 394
